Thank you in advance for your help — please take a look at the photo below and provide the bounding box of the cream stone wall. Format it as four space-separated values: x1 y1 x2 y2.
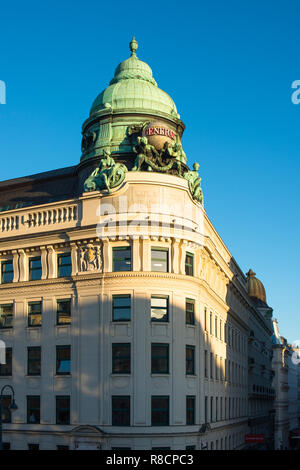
0 172 264 449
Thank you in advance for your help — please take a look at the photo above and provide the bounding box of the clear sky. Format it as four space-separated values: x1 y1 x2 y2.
0 0 299 342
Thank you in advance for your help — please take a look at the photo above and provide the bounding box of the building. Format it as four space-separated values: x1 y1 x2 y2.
272 319 300 449
0 38 275 450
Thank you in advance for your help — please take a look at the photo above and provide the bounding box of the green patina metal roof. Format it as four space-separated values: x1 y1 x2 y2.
90 38 178 118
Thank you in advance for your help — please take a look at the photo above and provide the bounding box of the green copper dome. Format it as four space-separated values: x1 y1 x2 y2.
90 38 178 118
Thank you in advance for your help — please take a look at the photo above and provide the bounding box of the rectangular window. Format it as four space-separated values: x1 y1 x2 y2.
151 296 168 322
215 355 218 380
204 350 208 378
210 353 213 379
57 299 71 325
151 248 168 272
112 343 131 374
185 252 194 276
27 396 40 424
29 257 42 281
210 397 213 422
215 316 218 338
151 343 169 374
151 396 169 426
205 396 208 423
56 346 71 375
1 396 11 423
112 396 130 426
56 396 70 425
57 253 72 278
220 319 222 341
0 348 12 376
1 261 13 284
112 295 131 322
28 301 42 327
112 247 131 271
186 396 195 425
204 307 207 331
185 299 195 325
216 397 218 421
210 313 212 334
0 304 13 329
186 345 195 375
28 347 41 376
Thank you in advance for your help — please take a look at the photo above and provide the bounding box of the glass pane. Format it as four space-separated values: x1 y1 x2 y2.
57 300 71 324
113 296 130 308
2 261 13 283
152 397 169 426
58 254 72 277
113 248 131 271
112 396 130 426
29 258 42 280
113 308 131 321
151 298 167 308
57 347 71 374
0 304 13 328
28 314 42 327
151 250 168 272
112 344 130 373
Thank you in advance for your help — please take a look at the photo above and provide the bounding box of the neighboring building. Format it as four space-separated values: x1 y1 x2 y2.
0 38 278 450
272 319 300 449
245 270 275 449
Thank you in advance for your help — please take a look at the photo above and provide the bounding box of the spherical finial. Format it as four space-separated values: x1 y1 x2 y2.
130 36 138 56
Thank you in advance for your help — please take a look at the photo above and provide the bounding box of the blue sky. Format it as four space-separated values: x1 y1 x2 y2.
0 0 299 341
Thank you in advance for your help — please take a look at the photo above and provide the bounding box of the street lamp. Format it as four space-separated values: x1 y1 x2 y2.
0 385 18 450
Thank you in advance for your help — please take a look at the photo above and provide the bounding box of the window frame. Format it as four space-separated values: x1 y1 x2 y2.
56 396 70 425
151 296 169 323
112 343 131 374
0 347 12 376
186 345 195 376
112 295 131 322
151 247 169 273
185 299 195 325
151 343 169 374
186 396 196 425
56 299 71 325
112 246 132 272
0 304 13 329
27 395 40 424
151 395 169 426
56 345 71 376
28 301 42 328
111 395 130 426
28 256 42 281
185 252 194 276
1 260 13 284
57 253 72 278
27 346 41 376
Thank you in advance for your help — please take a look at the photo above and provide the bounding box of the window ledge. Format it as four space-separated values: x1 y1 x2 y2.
111 373 131 377
151 373 170 377
26 375 41 378
55 374 71 378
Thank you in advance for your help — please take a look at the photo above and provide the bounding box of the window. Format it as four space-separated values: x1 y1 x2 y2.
151 296 168 322
1 260 13 284
57 299 71 325
56 346 71 375
0 348 12 376
186 345 195 375
186 396 195 425
151 248 168 272
220 319 222 341
215 316 218 338
57 253 72 278
151 343 169 374
204 307 207 331
28 347 41 376
2 443 10 450
216 397 218 421
112 295 131 322
205 396 208 423
204 350 208 378
112 396 130 426
28 302 42 327
185 299 195 325
210 397 213 422
1 396 11 423
27 396 40 424
151 396 169 426
185 253 194 276
210 353 213 379
29 257 42 281
112 247 131 271
215 355 218 380
0 304 13 329
28 444 39 451
112 343 131 374
210 313 212 334
56 396 70 425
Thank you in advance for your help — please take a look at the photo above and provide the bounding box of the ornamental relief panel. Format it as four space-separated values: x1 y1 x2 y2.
78 244 102 273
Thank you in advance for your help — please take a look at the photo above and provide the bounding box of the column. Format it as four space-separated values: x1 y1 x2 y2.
141 237 151 271
12 250 19 283
47 246 56 278
40 246 48 280
102 238 111 272
132 236 141 272
18 249 27 281
171 238 180 274
70 243 78 276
